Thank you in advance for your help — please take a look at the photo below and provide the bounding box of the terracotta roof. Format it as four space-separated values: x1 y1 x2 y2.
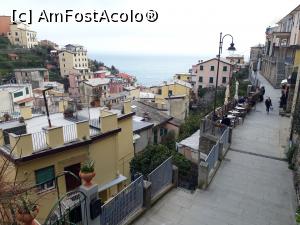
16 97 34 104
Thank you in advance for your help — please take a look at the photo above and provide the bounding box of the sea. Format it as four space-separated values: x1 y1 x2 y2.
90 54 205 86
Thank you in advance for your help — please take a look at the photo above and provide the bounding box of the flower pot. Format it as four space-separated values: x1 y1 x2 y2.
16 208 39 225
79 171 95 187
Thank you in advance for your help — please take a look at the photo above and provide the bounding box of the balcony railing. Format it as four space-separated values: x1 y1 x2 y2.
32 131 47 151
63 124 78 143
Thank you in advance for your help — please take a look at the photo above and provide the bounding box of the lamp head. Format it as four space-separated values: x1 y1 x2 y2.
228 43 236 52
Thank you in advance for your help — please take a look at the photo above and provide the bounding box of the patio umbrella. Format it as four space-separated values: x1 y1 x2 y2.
224 84 230 105
234 80 239 100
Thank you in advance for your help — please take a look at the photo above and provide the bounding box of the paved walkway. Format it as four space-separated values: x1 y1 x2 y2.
133 72 296 225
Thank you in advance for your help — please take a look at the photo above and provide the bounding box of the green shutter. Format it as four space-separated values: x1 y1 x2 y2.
160 128 164 136
35 166 55 184
13 91 23 98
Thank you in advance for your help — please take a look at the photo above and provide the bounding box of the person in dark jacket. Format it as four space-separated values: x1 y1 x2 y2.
265 97 272 114
260 86 265 102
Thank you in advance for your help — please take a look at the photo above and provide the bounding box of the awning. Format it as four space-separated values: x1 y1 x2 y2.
98 174 127 192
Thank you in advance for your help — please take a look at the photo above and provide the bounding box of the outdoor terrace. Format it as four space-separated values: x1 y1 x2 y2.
0 102 132 158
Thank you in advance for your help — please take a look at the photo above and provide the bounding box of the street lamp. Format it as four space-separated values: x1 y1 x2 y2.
213 32 236 118
42 87 53 127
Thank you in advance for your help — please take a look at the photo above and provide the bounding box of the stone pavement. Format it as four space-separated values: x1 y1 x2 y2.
133 72 297 225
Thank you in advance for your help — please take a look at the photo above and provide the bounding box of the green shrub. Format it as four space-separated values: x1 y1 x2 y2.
130 144 191 177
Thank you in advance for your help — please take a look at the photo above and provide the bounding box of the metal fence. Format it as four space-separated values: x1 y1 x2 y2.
100 176 144 225
220 127 229 153
147 156 173 199
89 118 100 129
32 131 47 151
205 142 220 173
63 124 78 143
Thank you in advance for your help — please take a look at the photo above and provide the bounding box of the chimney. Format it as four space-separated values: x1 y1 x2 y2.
9 133 34 157
20 106 32 120
100 110 118 133
123 100 131 114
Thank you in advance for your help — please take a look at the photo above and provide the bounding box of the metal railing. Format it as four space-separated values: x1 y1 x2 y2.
89 118 100 129
100 176 144 225
89 128 100 137
32 131 47 151
147 156 173 199
63 124 78 143
205 141 220 173
220 127 229 154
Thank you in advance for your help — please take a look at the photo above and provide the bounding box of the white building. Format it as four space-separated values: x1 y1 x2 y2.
58 44 89 77
7 22 38 48
0 84 33 113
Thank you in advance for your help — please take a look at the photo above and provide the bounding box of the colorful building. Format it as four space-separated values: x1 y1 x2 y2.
0 16 11 36
7 22 38 48
0 100 135 222
192 58 233 96
58 44 89 77
261 4 300 88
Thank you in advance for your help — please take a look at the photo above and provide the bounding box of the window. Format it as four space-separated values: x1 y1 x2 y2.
75 64 77 67
209 77 214 83
198 85 202 89
223 66 227 71
158 89 162 95
210 66 214 71
35 166 55 191
64 64 65 67
168 90 173 96
222 77 227 83
177 75 181 79
160 128 164 136
15 38 19 42
238 59 241 63
13 91 23 98
199 76 203 82
15 32 18 36
25 87 29 94
200 65 203 70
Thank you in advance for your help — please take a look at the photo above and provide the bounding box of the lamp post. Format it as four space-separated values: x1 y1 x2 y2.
42 87 53 127
213 32 236 118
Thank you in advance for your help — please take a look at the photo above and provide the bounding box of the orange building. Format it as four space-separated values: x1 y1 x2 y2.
0 16 11 36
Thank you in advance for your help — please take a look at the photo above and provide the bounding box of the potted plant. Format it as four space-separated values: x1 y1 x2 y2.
63 107 74 118
16 196 39 224
79 159 95 187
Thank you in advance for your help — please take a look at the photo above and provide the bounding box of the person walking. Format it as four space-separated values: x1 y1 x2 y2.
260 86 265 102
265 97 272 114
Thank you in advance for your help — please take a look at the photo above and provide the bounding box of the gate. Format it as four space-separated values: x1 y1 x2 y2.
147 156 173 199
43 190 87 225
100 176 144 225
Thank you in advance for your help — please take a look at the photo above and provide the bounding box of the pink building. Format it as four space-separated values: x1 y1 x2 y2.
109 80 123 94
192 58 233 95
68 73 80 99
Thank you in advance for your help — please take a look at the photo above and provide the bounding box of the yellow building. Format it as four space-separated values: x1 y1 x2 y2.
0 101 134 222
151 79 192 101
124 86 140 100
7 22 38 48
59 44 89 77
173 73 193 83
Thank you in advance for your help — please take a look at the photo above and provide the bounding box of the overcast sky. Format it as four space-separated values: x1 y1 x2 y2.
2 0 300 58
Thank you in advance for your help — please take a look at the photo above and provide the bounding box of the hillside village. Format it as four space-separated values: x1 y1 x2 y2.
1 4 300 225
